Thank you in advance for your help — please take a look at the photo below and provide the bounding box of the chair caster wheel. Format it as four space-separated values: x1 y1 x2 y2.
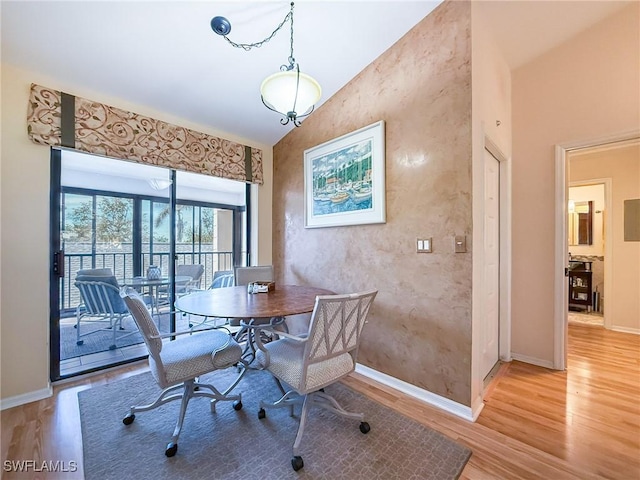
76 340 84 346
165 442 178 457
233 400 243 411
122 414 135 425
291 455 304 471
109 344 116 350
258 408 266 419
359 421 371 434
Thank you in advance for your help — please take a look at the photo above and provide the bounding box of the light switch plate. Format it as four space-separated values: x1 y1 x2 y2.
417 237 432 253
454 235 466 253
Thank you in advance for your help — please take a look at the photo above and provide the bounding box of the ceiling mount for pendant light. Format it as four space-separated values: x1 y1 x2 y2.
211 2 321 127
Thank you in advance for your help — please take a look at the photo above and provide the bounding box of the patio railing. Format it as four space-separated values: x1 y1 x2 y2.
60 250 234 314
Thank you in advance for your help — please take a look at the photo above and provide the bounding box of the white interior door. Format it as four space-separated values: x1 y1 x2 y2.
481 148 501 379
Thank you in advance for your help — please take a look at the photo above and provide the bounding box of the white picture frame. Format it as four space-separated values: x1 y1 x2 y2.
304 120 386 228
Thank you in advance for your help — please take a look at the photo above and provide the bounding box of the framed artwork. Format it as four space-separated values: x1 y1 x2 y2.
304 120 386 228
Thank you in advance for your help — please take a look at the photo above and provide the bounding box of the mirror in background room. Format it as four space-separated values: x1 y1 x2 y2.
568 200 593 245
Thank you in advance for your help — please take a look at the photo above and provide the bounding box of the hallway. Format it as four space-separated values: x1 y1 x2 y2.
477 324 640 478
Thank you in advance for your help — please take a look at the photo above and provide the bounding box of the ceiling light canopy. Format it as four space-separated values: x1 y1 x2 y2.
148 178 172 191
211 2 321 127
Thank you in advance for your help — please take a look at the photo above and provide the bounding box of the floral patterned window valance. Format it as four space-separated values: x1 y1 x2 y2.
26 83 263 184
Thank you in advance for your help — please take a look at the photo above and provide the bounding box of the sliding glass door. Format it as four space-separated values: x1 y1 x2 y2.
50 149 247 381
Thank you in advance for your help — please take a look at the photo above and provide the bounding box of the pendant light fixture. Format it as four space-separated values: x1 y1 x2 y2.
211 2 321 126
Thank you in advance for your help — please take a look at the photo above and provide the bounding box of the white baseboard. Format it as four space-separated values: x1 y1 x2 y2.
354 363 477 422
610 325 640 335
1 385 53 411
510 353 555 369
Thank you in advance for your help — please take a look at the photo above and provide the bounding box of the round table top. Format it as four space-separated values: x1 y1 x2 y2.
175 285 334 319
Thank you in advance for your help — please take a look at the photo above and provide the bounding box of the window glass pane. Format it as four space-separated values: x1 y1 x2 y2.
175 170 244 287
63 193 93 243
56 148 247 379
94 195 133 280
61 193 93 310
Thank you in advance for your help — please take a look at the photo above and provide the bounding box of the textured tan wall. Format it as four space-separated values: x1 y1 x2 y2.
273 1 472 405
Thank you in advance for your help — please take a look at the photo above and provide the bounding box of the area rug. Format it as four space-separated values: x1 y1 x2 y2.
79 368 471 479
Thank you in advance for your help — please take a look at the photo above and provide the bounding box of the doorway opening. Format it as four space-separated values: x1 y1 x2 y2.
567 181 606 327
554 133 640 369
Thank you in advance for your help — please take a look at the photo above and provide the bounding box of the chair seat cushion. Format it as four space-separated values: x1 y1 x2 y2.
158 330 242 386
256 338 354 394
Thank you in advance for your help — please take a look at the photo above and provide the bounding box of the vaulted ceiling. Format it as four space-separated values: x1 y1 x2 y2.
1 1 632 146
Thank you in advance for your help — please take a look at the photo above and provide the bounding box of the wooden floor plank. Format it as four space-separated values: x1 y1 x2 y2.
1 324 638 479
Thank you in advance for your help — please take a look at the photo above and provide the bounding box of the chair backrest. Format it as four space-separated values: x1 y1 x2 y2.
77 268 114 277
234 265 274 286
210 270 234 289
120 287 163 363
304 290 377 370
176 264 205 289
75 274 127 314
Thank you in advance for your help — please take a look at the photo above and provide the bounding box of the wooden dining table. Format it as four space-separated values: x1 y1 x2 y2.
175 285 335 364
174 285 335 319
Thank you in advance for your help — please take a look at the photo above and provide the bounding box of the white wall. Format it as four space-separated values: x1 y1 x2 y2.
511 4 639 365
471 2 512 414
0 62 273 405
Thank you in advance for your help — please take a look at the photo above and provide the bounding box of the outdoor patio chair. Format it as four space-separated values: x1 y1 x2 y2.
187 270 234 330
155 263 205 311
74 269 137 350
209 269 235 289
255 290 377 471
165 263 205 296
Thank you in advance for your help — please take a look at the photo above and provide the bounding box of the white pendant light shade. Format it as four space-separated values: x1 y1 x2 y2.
212 3 320 126
260 69 321 117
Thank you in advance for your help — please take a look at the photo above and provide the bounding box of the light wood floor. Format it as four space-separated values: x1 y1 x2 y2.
1 323 638 479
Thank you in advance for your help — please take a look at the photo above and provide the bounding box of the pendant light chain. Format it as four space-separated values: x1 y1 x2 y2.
211 1 321 127
221 2 295 54
287 4 295 70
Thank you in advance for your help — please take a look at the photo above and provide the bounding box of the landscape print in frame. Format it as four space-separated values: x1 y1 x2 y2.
304 120 386 228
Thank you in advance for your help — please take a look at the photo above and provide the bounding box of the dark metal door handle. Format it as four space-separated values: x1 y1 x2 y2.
53 250 65 277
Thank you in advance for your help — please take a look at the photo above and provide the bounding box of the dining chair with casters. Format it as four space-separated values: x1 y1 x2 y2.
74 269 136 350
234 265 274 286
255 290 378 471
120 287 246 457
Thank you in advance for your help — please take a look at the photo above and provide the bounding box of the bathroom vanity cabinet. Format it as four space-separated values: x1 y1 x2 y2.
568 260 593 311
